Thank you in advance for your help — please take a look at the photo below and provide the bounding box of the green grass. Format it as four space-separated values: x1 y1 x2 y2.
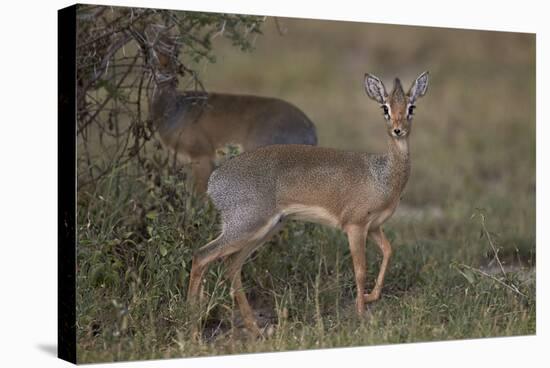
76 16 535 364
76 164 534 363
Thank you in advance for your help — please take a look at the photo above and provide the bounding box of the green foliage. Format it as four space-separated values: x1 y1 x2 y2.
168 11 264 64
76 5 265 188
76 162 535 363
75 10 535 363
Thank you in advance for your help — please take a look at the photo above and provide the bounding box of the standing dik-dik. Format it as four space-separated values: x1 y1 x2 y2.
149 53 317 192
187 71 429 336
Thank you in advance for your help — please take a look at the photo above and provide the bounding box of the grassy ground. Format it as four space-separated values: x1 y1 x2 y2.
76 16 535 363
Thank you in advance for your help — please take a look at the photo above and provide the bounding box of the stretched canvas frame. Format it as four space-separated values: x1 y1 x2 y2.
59 3 536 364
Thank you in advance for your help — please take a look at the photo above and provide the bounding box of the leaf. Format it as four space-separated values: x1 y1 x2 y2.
146 211 159 220
159 244 168 257
461 268 476 284
89 264 105 286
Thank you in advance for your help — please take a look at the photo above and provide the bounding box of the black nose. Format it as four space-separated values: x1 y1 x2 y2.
393 128 401 135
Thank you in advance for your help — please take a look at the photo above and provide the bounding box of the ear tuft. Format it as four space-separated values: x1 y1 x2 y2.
364 73 387 104
408 71 429 103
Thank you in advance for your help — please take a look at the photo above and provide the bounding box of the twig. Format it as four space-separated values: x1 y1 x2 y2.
458 263 528 299
479 213 507 279
76 8 150 49
211 20 227 39
78 54 139 135
274 17 287 36
77 33 133 110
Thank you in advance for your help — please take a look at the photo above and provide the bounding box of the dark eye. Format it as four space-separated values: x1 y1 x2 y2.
381 105 389 115
408 105 416 115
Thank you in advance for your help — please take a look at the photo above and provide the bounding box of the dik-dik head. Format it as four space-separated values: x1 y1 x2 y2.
144 33 182 86
364 71 429 139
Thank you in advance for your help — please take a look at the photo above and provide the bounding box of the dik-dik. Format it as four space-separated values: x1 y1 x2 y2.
149 56 317 192
187 71 429 336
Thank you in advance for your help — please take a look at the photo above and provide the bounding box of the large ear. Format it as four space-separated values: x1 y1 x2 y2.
408 71 429 103
364 73 388 104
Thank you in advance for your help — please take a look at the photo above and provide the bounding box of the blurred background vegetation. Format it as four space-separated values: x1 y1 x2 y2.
75 5 535 363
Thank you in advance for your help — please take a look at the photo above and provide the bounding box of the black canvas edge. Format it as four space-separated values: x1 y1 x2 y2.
58 4 77 365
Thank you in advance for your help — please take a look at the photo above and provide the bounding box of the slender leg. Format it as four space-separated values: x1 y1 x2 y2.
364 227 393 303
187 232 243 340
225 249 262 337
191 156 214 194
346 224 369 315
224 221 283 337
187 215 282 339
187 232 237 304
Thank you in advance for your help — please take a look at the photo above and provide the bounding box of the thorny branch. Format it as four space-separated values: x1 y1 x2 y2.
453 211 530 300
75 5 265 188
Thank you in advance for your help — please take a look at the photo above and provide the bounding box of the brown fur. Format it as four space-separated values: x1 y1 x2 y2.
187 72 429 337
150 84 317 193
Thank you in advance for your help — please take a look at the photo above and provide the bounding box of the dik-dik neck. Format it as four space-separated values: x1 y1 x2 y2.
386 135 411 193
150 81 178 125
153 80 178 103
